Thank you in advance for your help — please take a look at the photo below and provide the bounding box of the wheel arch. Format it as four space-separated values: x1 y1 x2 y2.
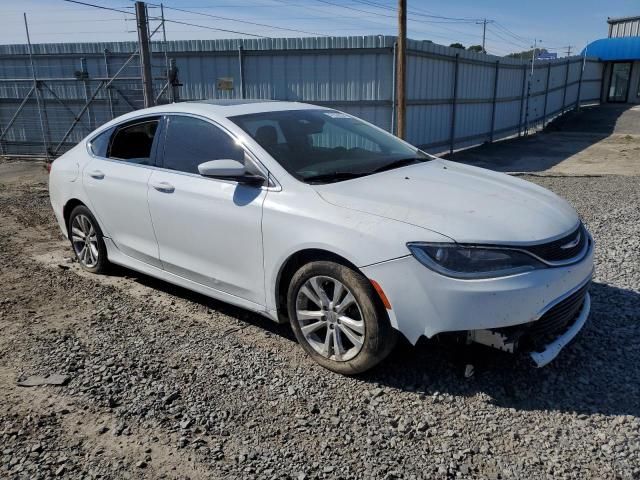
63 198 87 234
274 248 362 322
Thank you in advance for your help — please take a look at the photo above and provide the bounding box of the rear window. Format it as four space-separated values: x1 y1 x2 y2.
88 128 113 157
108 118 160 165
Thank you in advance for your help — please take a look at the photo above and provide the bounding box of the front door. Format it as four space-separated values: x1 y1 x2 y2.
83 116 162 268
608 62 632 102
147 114 268 306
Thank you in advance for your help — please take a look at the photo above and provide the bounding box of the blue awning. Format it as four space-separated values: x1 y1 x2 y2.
581 37 640 61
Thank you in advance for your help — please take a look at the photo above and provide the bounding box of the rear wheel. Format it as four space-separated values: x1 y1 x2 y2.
68 205 108 274
287 260 397 375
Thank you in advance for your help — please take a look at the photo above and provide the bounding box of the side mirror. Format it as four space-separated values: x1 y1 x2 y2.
198 159 245 177
198 159 265 186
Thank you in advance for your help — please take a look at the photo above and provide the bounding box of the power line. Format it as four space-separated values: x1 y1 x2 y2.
59 0 549 53
306 0 492 44
152 17 264 37
492 22 529 43
308 0 532 51
263 0 477 42
350 0 481 22
20 30 137 35
27 18 135 24
317 0 482 24
61 0 267 37
486 26 530 50
492 21 531 45
141 1 329 36
137 2 291 7
254 0 476 23
313 0 395 19
60 0 132 16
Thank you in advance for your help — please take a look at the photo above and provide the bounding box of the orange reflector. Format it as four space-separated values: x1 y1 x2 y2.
370 279 392 310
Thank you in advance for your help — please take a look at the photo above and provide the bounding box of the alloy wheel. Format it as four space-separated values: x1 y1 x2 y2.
71 214 99 268
295 275 365 362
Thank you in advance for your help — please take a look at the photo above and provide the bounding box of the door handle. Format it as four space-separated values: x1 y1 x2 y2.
88 170 105 179
150 181 175 193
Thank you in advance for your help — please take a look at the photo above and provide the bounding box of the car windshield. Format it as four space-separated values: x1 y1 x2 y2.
229 109 429 183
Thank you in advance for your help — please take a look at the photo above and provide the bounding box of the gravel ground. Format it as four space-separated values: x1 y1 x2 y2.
0 159 638 479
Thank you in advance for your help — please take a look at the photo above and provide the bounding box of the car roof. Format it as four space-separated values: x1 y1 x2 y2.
88 100 332 138
189 99 276 106
127 100 329 119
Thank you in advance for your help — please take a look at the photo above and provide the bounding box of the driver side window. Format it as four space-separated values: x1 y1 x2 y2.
162 115 245 175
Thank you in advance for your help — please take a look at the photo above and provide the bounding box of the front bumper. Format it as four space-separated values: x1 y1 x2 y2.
466 278 591 366
361 235 595 346
529 292 590 367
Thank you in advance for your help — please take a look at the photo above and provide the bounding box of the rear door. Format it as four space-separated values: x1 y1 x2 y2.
147 114 268 306
83 116 162 268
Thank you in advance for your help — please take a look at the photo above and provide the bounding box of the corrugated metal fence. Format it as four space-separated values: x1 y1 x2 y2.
0 35 603 158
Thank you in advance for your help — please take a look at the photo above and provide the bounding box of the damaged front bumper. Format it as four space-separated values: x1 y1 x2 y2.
467 278 591 367
529 293 590 367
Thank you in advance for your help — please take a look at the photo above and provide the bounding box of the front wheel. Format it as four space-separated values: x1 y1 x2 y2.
68 205 109 274
287 261 397 375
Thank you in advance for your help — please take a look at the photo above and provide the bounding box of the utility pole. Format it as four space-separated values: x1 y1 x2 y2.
135 1 154 108
476 18 494 53
396 0 406 139
482 19 487 53
564 45 574 57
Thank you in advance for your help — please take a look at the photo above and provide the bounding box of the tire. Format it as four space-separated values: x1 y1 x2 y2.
68 205 109 274
287 260 398 375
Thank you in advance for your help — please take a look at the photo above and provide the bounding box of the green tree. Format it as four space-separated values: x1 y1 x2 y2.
467 44 485 53
505 48 548 60
449 42 465 49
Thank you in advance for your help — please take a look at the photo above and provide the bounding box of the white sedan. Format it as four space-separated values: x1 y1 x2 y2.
49 100 594 374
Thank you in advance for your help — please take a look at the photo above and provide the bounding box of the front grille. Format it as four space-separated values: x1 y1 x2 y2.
490 281 590 351
527 282 590 348
522 224 587 263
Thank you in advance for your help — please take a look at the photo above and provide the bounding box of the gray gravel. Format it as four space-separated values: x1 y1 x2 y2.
0 162 639 479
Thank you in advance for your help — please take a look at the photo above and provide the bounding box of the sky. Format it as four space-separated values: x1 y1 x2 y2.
0 0 638 56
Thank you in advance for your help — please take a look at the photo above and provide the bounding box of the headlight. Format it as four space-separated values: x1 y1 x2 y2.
407 242 546 279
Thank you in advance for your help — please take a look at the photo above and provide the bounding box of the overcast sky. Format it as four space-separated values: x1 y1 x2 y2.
1 0 638 56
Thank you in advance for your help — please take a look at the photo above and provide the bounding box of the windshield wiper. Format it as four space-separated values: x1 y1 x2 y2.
302 157 430 183
372 157 428 173
302 171 367 184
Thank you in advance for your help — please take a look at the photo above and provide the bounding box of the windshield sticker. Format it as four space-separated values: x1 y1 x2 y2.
324 112 351 119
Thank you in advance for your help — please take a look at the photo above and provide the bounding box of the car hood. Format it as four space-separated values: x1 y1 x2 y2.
313 159 579 244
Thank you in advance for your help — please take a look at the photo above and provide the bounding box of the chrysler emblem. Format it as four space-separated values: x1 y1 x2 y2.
560 231 581 250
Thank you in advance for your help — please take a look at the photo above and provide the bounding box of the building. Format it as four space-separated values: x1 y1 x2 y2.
582 15 640 103
608 15 640 38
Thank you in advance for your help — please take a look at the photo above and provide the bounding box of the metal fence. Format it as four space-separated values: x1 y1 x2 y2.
403 43 603 152
0 35 603 158
0 43 175 158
